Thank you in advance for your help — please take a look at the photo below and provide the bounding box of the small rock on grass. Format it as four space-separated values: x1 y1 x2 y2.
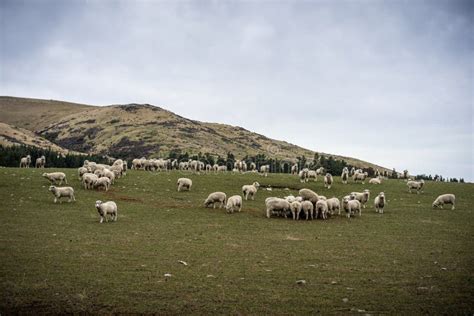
342 298 349 303
296 280 306 285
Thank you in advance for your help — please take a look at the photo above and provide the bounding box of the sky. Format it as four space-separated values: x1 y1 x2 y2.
1 0 473 181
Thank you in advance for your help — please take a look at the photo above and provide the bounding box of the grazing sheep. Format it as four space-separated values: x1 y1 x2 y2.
316 167 325 175
177 178 192 192
78 166 90 179
407 180 424 194
206 164 212 172
299 168 309 183
242 182 260 200
298 188 319 205
324 173 333 189
260 165 270 177
350 190 370 208
301 200 314 220
103 169 116 184
95 200 118 223
249 162 257 171
217 165 227 172
326 197 341 215
432 194 456 210
374 192 386 213
265 197 291 218
94 177 111 191
204 192 227 209
19 155 31 168
35 155 46 168
369 177 382 185
346 199 362 218
48 185 75 203
307 170 317 182
42 172 67 185
291 164 299 175
82 173 99 190
290 201 302 220
353 171 368 184
94 169 105 177
285 195 297 203
226 195 242 213
315 200 329 219
341 167 349 184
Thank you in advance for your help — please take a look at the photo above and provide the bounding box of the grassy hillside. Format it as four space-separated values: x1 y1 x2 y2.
1 169 473 314
0 96 389 171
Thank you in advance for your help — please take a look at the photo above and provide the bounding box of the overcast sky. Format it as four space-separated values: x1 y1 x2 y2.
1 0 473 180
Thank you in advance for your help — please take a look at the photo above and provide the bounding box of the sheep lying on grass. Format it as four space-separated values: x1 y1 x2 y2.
177 178 192 192
242 182 260 200
95 200 118 223
204 192 227 209
43 172 67 185
369 177 382 184
49 186 75 203
432 194 456 210
374 192 386 213
226 195 242 213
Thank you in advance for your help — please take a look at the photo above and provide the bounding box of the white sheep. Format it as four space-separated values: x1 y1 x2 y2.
324 173 333 189
82 173 99 190
285 195 297 203
48 185 75 203
353 171 368 184
177 178 192 192
103 169 116 184
242 182 260 200
94 177 111 191
407 180 424 194
298 188 319 205
206 164 212 172
226 195 242 213
315 200 329 220
326 197 341 215
341 168 349 184
369 177 382 185
42 172 67 185
432 194 456 210
316 167 325 175
291 164 299 175
204 192 227 209
260 165 270 177
290 201 302 220
78 166 90 179
249 162 257 171
374 192 386 213
350 190 370 208
299 168 309 183
307 170 317 182
217 165 227 172
265 197 291 218
35 155 46 168
95 200 118 223
346 199 362 218
19 155 31 168
301 200 314 220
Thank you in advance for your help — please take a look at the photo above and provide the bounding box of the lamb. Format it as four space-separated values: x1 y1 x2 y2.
42 172 67 185
95 200 118 223
94 177 111 191
346 199 362 218
300 200 314 220
315 200 329 219
324 173 333 189
299 168 309 183
350 190 370 208
290 201 302 220
177 178 192 192
35 155 46 168
432 194 456 210
265 197 291 218
298 188 319 205
226 195 242 213
407 180 424 194
374 192 386 213
242 182 260 200
48 185 75 203
82 173 99 190
307 170 317 181
369 177 382 184
204 192 227 209
19 155 31 168
326 197 341 215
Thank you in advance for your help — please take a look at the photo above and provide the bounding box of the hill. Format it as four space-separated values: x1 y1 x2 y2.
0 96 388 171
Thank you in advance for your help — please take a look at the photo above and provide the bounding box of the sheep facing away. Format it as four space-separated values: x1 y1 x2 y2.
290 201 302 220
95 200 118 223
432 194 456 210
204 192 227 209
407 180 424 194
226 195 242 213
242 182 260 200
301 200 314 220
42 172 67 185
374 192 386 213
48 186 75 203
326 197 341 215
177 178 192 192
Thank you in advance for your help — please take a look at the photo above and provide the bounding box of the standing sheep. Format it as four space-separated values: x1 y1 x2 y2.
341 167 349 184
242 182 260 200
432 194 456 210
299 168 309 183
265 197 291 218
346 199 362 218
298 188 319 205
260 165 270 177
42 172 67 185
35 156 46 168
326 197 341 216
48 186 75 203
407 180 424 194
290 201 302 220
19 155 31 168
95 200 118 223
307 170 318 182
315 200 329 219
324 173 333 189
353 171 368 184
374 192 386 213
350 190 370 208
226 195 242 213
82 173 99 190
177 178 192 192
204 192 227 209
94 177 111 191
301 200 314 220
291 164 299 175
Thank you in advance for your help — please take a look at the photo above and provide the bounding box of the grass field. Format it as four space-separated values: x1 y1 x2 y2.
1 168 473 314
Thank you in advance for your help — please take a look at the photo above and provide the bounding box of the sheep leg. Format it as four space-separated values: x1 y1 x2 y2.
54 197 57 203
100 216 104 223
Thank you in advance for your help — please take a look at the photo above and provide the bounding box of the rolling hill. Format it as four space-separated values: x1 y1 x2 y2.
0 96 388 171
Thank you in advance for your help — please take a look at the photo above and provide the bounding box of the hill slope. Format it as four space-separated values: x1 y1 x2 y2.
0 96 388 170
